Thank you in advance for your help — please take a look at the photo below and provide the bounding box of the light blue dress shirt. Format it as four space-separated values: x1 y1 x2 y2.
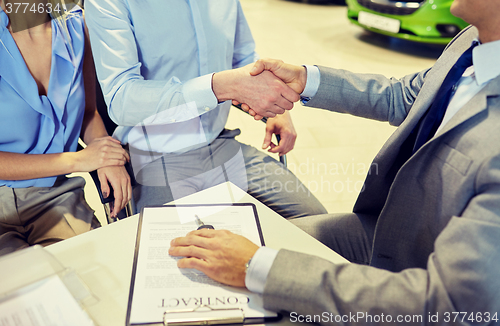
85 0 258 164
434 39 500 135
0 7 86 188
247 38 500 294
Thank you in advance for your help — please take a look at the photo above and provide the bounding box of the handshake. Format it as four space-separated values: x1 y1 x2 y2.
212 59 307 120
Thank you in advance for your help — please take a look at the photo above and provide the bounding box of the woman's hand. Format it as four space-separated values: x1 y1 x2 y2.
97 165 132 218
75 136 130 172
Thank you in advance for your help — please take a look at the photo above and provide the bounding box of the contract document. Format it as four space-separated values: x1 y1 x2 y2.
126 204 279 326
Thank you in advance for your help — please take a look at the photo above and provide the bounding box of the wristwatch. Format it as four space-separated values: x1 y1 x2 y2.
245 257 252 274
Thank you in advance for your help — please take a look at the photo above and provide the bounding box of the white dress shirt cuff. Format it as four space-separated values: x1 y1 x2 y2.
301 65 320 103
245 246 279 294
182 73 219 114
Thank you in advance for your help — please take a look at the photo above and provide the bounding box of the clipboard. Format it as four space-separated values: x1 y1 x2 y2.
126 203 281 326
0 245 97 325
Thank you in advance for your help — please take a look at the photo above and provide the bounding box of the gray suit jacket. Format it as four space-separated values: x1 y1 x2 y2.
263 26 500 324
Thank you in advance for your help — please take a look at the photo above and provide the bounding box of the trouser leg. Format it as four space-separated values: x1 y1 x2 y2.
291 213 376 264
0 177 99 257
0 229 30 257
241 142 327 219
20 176 100 247
132 129 327 219
133 156 176 210
0 186 29 256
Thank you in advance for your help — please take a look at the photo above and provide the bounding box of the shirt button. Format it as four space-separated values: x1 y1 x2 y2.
205 107 210 112
170 119 176 123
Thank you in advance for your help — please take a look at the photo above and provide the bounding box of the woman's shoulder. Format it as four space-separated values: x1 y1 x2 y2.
0 7 9 32
52 3 84 27
49 4 86 68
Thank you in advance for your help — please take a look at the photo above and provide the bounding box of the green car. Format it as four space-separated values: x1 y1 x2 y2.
346 0 468 44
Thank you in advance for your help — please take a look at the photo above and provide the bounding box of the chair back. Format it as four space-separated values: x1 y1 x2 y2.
96 80 118 136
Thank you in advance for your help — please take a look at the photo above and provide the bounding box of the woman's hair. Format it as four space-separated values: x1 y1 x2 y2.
0 0 82 59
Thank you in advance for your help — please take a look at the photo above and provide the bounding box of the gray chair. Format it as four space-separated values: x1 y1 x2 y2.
232 104 287 167
87 81 136 224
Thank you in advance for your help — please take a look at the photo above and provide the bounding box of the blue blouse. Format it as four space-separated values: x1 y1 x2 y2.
0 7 86 188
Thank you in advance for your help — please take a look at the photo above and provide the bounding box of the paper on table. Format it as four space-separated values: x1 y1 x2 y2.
128 204 276 325
0 274 94 326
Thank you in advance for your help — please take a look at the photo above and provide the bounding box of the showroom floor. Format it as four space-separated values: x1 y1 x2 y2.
78 0 447 223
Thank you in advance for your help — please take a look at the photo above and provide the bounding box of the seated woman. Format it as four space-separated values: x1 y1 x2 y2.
0 0 131 256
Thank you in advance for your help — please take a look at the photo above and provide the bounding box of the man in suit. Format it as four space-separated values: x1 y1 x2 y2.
169 0 500 322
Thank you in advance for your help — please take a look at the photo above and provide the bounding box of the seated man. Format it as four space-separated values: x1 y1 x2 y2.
169 0 500 320
84 0 326 219
0 1 131 256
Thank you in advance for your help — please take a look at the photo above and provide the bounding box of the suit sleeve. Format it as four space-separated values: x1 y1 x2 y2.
304 66 430 127
263 156 500 324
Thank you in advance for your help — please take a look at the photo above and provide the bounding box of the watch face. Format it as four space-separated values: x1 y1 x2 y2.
245 258 253 272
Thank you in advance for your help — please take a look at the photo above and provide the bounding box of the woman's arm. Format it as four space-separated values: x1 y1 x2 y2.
79 21 132 217
0 137 126 179
0 151 82 180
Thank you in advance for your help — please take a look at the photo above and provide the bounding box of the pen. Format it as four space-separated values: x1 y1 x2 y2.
194 215 214 230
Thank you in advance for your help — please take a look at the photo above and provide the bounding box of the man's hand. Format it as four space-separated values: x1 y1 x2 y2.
240 59 307 118
263 111 297 156
250 59 308 94
97 165 132 218
213 63 300 119
232 100 265 121
75 136 130 172
169 229 259 287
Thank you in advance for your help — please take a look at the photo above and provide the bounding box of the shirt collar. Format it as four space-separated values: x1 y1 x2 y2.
473 38 500 85
51 17 73 64
0 8 7 29
0 9 14 61
0 8 8 45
